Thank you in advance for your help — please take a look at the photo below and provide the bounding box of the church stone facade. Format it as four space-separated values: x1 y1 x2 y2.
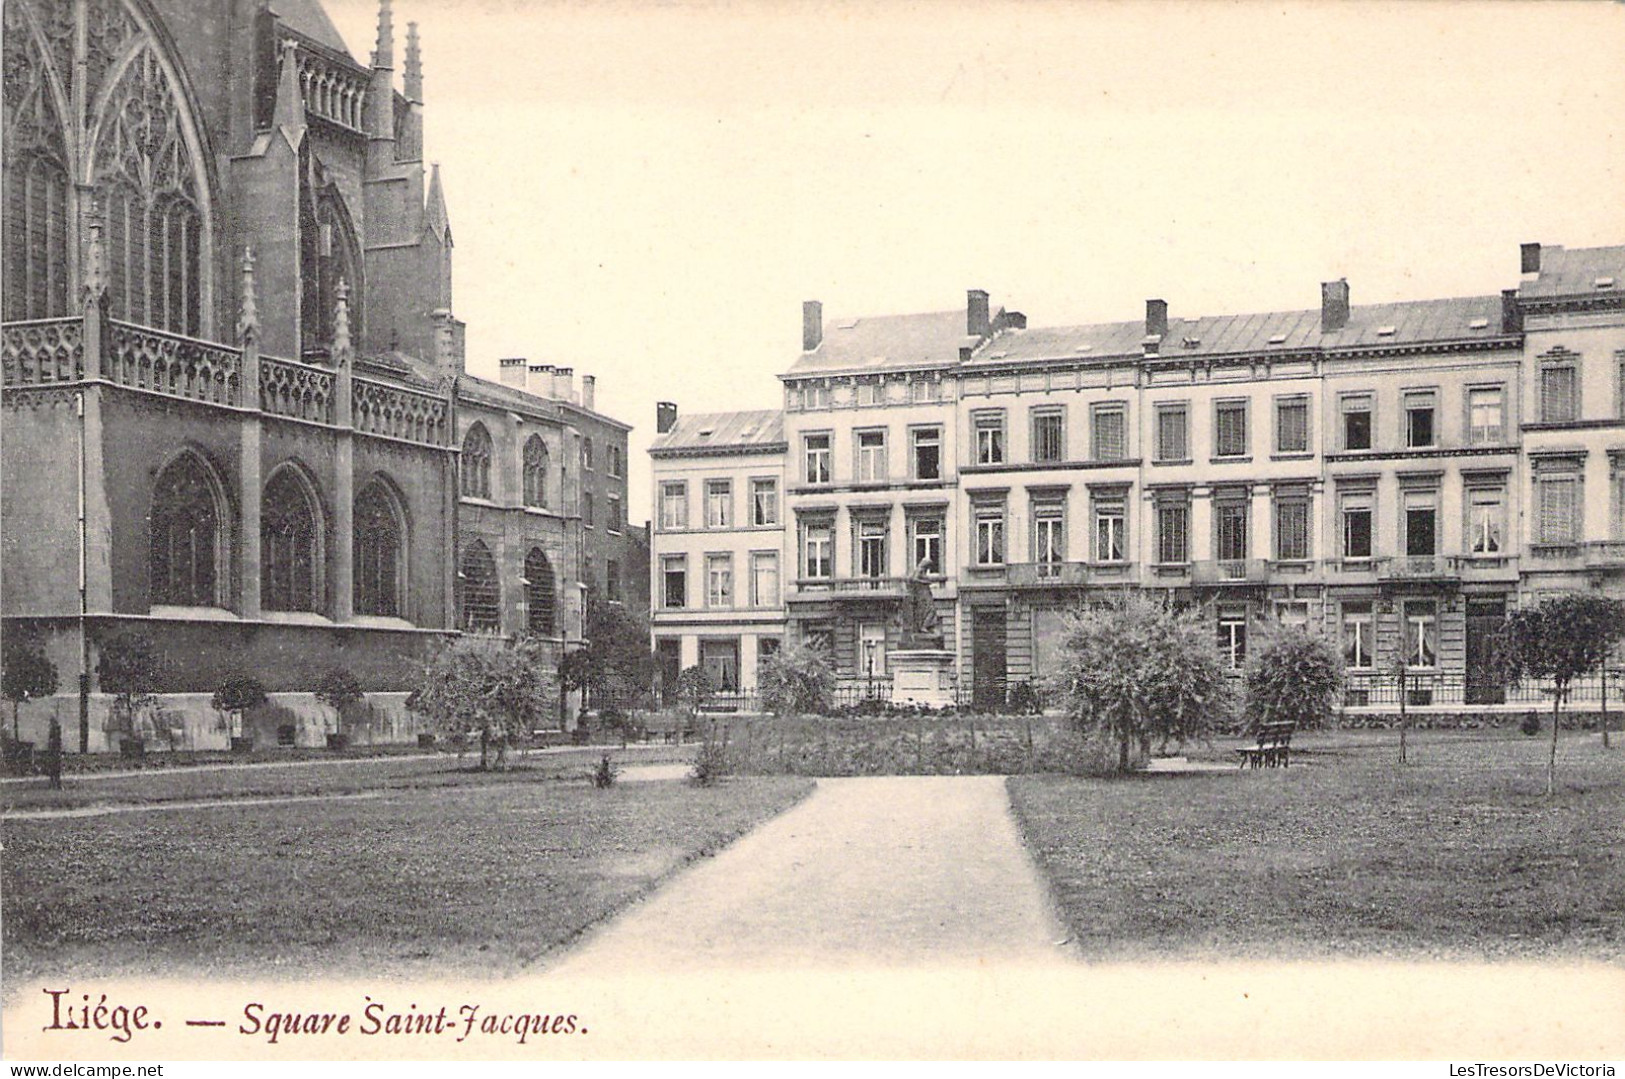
1 0 632 751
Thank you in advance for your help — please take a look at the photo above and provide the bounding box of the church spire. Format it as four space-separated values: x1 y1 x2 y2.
425 162 450 241
372 0 395 70
238 244 260 344
404 21 422 103
367 0 396 144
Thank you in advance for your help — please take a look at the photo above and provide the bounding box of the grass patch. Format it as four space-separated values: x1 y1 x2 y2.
0 745 693 813
2 775 812 986
1009 727 1625 961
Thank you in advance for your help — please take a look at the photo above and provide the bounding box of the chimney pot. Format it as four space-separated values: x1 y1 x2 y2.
1145 298 1168 338
498 357 527 388
967 289 990 338
556 367 576 405
527 363 554 397
1521 242 1542 275
802 300 823 352
1320 279 1350 332
1501 288 1523 334
581 374 596 412
656 401 678 434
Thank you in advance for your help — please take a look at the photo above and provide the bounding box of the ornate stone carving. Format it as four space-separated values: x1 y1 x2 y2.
352 378 449 446
260 356 334 424
2 319 84 385
106 321 239 406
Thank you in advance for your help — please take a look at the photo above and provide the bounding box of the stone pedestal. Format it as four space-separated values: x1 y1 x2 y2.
888 649 957 708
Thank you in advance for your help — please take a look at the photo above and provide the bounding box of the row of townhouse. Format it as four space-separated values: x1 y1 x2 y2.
647 242 1625 711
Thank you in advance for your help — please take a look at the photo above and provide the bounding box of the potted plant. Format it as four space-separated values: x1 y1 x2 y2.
212 674 268 753
315 667 364 751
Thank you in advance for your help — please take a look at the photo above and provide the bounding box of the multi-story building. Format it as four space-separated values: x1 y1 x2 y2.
648 405 788 698
0 0 633 750
650 242 1625 713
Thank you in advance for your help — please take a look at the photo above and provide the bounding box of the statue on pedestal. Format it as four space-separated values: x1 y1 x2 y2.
898 557 944 649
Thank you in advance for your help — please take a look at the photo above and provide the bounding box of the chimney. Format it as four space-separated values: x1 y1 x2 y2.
1521 242 1542 275
657 401 678 434
498 357 527 389
527 362 554 397
1145 298 1168 338
556 366 576 404
802 300 823 352
967 289 990 337
581 374 596 412
1320 279 1350 332
1502 288 1523 334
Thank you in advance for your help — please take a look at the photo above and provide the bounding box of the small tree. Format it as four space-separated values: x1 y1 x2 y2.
1244 623 1343 732
314 667 365 735
408 636 557 770
676 664 713 715
565 589 657 712
97 632 166 741
758 641 835 717
212 674 268 741
2 635 58 741
1044 591 1232 773
1498 593 1625 795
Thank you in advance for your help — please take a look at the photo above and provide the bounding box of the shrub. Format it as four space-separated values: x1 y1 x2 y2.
592 752 618 788
2 635 58 741
314 667 366 732
212 674 269 742
1244 623 1343 732
98 632 166 737
758 641 836 717
690 721 730 786
675 665 714 714
1005 681 1042 715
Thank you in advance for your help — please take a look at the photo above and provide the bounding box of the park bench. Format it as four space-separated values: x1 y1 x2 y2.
1236 721 1295 770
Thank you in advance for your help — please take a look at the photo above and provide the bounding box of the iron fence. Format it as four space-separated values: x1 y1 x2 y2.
1341 668 1625 709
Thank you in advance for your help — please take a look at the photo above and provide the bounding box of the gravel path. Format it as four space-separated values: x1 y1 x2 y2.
540 775 1072 976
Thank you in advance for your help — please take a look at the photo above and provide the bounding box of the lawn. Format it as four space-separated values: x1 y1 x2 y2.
0 744 691 813
2 775 813 987
1009 727 1625 962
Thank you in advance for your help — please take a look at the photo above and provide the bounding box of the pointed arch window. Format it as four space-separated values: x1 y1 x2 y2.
150 453 226 607
354 481 404 618
301 172 362 354
461 423 492 499
523 435 548 508
459 540 500 632
262 468 323 613
525 548 556 635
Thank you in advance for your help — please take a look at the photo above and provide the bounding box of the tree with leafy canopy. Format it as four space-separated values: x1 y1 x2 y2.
98 632 167 740
2 635 58 741
1497 593 1625 795
757 640 836 717
408 635 557 770
675 664 714 715
212 674 268 741
315 667 366 735
1043 591 1233 772
1245 622 1344 732
563 588 656 712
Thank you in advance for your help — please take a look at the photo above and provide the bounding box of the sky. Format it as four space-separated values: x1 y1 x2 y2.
325 0 1625 518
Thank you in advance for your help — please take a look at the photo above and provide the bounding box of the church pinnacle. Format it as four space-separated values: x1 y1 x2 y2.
372 0 395 70
404 21 422 103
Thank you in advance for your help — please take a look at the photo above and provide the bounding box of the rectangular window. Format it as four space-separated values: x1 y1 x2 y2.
658 481 688 530
857 519 888 579
607 494 622 533
975 412 1005 465
859 623 888 678
856 429 887 483
804 384 830 410
911 379 939 404
1275 397 1309 454
1274 498 1309 561
974 506 1006 565
804 434 831 485
706 553 733 608
911 516 943 575
1218 614 1247 671
1156 501 1189 564
1537 474 1579 543
705 479 732 528
609 445 623 478
1155 404 1189 462
803 522 833 579
1468 487 1506 555
912 427 942 481
1214 400 1248 458
1405 601 1438 668
1034 503 1066 565
1404 490 1437 557
1033 409 1066 463
751 552 780 607
1094 500 1126 562
583 491 595 529
1542 363 1578 423
661 556 687 609
1342 603 1373 669
1405 390 1437 448
1342 394 1373 451
582 438 594 471
857 381 880 406
1468 387 1504 445
1092 404 1127 461
751 478 779 526
606 559 621 602
1342 492 1373 560
1216 501 1249 562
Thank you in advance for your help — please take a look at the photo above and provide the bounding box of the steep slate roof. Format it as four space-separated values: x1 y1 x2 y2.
967 295 1510 367
785 310 974 376
274 0 354 58
650 410 785 455
1519 245 1625 301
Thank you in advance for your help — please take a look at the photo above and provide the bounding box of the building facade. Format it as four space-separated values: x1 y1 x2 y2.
0 0 633 750
648 407 788 699
649 242 1625 712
